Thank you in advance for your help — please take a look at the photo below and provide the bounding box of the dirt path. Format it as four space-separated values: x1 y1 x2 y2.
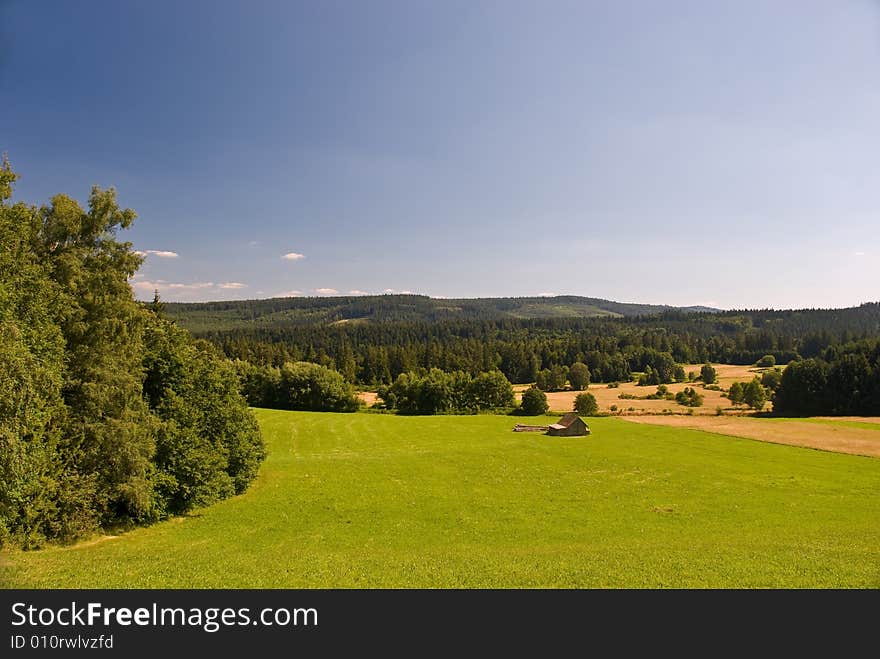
622 415 880 458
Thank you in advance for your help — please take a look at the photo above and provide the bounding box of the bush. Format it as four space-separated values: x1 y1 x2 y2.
727 381 744 406
675 387 704 407
673 365 686 382
380 369 514 414
757 355 776 368
760 367 783 392
700 363 717 384
520 386 549 415
279 361 360 412
573 392 598 416
467 371 516 410
742 378 767 411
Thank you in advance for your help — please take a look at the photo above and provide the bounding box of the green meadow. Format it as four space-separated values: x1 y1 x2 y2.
2 410 878 588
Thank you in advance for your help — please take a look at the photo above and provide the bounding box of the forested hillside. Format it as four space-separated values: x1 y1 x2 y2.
0 160 264 548
171 297 880 387
164 294 718 332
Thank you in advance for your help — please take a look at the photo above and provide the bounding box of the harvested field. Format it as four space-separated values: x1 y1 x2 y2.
622 415 880 458
359 364 777 414
514 364 772 415
358 391 379 406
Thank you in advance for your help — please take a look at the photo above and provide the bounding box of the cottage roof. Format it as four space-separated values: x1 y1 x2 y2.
554 413 583 428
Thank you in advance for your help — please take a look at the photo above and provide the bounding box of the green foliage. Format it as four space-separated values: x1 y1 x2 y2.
380 369 514 414
520 386 549 415
468 371 516 410
535 369 551 392
700 363 717 384
637 367 658 386
568 362 590 390
675 387 704 407
760 367 783 392
279 362 360 412
0 159 264 547
774 360 829 415
573 392 598 416
535 365 569 392
728 382 744 406
144 319 265 514
742 378 767 411
165 294 880 389
757 354 776 368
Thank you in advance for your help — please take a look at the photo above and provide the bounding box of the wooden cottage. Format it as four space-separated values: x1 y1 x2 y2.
546 413 590 437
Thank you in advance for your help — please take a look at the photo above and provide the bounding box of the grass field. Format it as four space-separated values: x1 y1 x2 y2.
2 410 878 588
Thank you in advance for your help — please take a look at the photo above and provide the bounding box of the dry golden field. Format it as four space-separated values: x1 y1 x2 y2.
357 364 770 415
513 363 769 416
622 415 880 458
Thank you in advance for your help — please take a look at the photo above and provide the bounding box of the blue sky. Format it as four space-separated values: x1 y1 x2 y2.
3 0 878 308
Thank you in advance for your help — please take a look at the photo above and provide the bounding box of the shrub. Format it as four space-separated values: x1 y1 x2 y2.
761 368 783 392
675 387 704 407
573 392 598 416
520 386 549 415
280 361 360 412
742 378 767 411
700 363 717 384
757 355 776 368
727 381 744 406
381 370 514 414
673 365 686 382
466 371 516 410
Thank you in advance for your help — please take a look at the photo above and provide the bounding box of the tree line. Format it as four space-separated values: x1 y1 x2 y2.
178 304 880 388
0 160 264 548
773 339 880 415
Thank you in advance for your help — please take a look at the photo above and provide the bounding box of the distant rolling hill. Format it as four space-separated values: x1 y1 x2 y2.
163 294 719 333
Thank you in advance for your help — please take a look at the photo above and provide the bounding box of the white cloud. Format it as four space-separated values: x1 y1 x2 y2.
135 249 179 258
538 292 557 297
279 290 303 297
248 241 260 247
130 280 213 292
854 251 866 256
315 288 339 295
383 288 395 294
219 282 248 289
282 252 306 261
348 290 369 295
399 290 414 295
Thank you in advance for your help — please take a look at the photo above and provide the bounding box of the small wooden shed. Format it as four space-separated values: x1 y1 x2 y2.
547 413 590 437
